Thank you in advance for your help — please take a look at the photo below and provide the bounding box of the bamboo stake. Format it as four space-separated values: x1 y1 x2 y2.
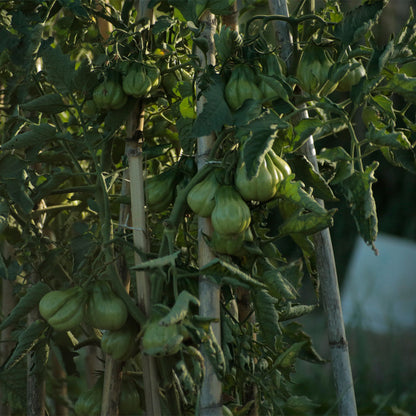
123 2 161 415
267 1 358 414
196 10 222 416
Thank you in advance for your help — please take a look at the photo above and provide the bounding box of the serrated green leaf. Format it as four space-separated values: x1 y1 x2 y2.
382 147 416 174
239 111 289 179
4 320 49 370
252 289 281 348
340 162 379 244
131 251 179 270
384 73 416 103
192 75 233 136
41 46 76 95
366 126 411 149
333 1 385 45
367 40 394 78
1 124 57 150
152 15 175 35
21 94 68 114
201 326 225 379
258 269 297 300
276 341 306 369
159 291 200 326
318 146 352 162
291 118 322 151
0 282 50 332
200 258 265 289
277 175 327 215
279 209 336 236
290 155 337 201
29 338 49 376
279 303 316 321
0 154 33 214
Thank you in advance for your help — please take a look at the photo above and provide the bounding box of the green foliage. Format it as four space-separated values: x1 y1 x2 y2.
0 0 415 414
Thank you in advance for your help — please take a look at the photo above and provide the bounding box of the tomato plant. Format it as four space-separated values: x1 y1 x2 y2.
0 0 415 415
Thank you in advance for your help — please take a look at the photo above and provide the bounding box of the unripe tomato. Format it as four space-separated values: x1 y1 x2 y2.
101 320 138 361
337 59 366 92
145 169 178 212
211 186 251 235
187 170 220 217
39 287 87 331
257 74 288 105
122 63 152 98
119 379 142 415
86 281 128 330
142 321 184 356
74 381 101 416
211 230 245 256
296 43 334 94
225 65 263 110
235 153 280 202
93 79 127 110
144 64 161 88
268 150 291 178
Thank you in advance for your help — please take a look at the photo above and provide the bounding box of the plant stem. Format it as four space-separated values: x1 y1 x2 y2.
268 1 358 415
196 10 222 416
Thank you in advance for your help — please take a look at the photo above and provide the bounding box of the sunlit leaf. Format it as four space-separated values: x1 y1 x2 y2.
340 162 379 244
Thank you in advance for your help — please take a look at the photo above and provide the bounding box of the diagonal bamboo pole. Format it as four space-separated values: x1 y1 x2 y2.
196 10 222 416
268 1 358 415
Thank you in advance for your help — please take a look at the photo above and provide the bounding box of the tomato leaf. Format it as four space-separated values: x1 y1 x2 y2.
21 93 68 114
159 290 200 326
1 124 57 151
3 320 49 371
276 341 306 369
252 289 281 348
192 74 233 136
278 209 336 236
366 126 411 149
340 162 379 245
201 258 265 289
333 0 385 45
41 45 76 95
0 282 50 332
277 175 327 215
289 155 338 202
239 111 289 179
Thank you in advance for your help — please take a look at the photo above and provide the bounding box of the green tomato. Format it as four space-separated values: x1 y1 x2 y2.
39 287 87 331
187 170 220 217
142 321 184 356
86 281 128 330
122 63 153 98
101 321 138 361
211 186 251 235
145 169 178 212
337 59 366 92
211 230 245 256
268 149 291 178
74 382 101 416
296 43 334 94
225 65 263 110
235 153 280 202
93 80 127 110
119 380 142 415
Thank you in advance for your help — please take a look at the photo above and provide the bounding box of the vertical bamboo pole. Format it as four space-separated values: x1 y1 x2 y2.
124 2 161 415
196 10 222 416
268 1 358 415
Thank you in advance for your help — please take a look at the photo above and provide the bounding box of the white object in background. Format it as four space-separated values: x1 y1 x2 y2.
341 233 416 334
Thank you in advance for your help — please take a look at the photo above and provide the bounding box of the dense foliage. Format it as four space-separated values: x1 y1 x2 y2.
0 0 415 414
